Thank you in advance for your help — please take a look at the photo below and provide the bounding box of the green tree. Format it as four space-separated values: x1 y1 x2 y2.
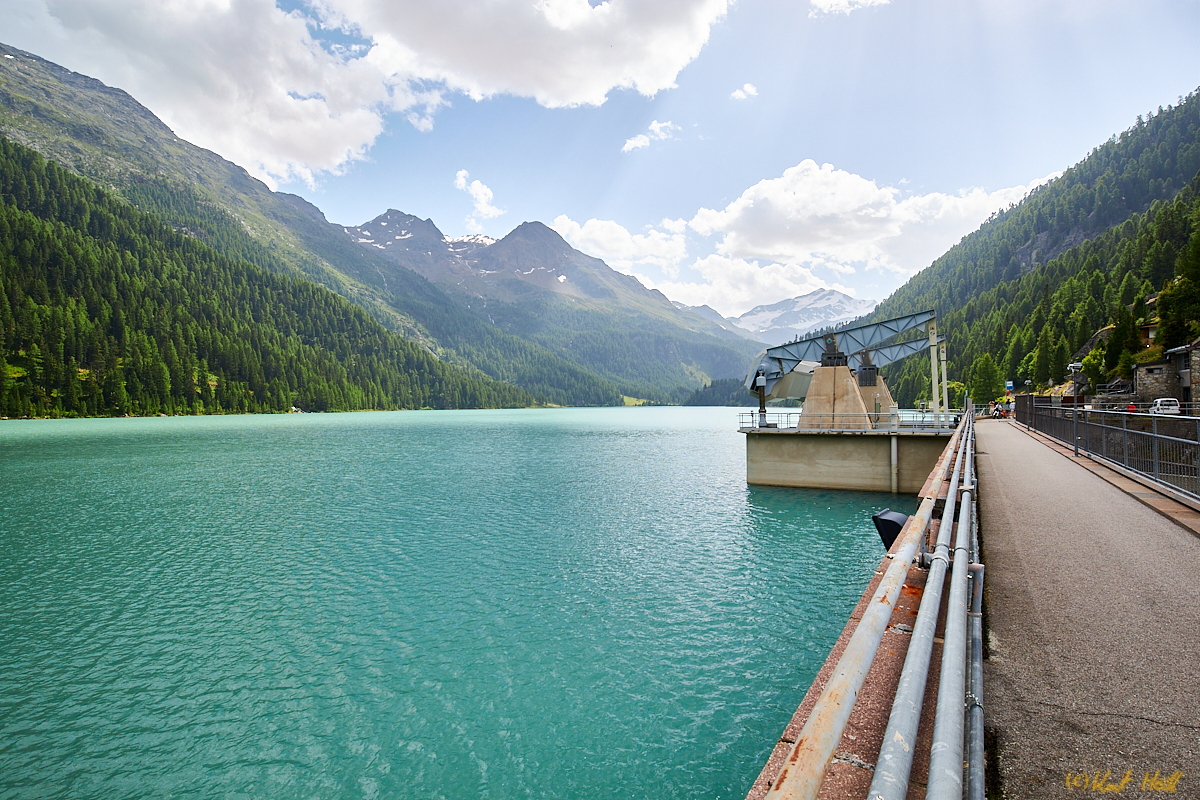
1050 334 1069 384
1034 326 1052 386
1081 346 1106 391
969 353 1003 404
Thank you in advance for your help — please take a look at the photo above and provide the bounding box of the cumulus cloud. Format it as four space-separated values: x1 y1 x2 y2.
730 82 757 99
621 119 679 153
689 159 1056 276
551 215 688 276
809 0 890 15
622 134 651 152
455 169 504 232
643 255 842 315
554 160 1055 315
551 214 843 314
0 0 729 185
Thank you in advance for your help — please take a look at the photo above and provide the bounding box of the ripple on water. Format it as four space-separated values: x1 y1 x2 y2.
0 408 912 799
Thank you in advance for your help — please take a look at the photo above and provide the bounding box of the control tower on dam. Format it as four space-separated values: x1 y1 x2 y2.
740 310 955 492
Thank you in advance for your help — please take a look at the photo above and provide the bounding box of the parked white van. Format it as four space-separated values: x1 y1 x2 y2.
1149 398 1181 415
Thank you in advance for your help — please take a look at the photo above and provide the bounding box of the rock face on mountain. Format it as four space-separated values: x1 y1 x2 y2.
733 289 877 345
348 212 687 310
673 303 757 339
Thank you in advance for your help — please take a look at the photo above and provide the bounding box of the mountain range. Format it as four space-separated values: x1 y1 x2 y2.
3 39 1198 415
0 42 765 406
728 289 877 345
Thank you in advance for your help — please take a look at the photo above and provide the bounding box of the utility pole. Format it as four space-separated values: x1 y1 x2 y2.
1069 362 1083 456
756 370 767 428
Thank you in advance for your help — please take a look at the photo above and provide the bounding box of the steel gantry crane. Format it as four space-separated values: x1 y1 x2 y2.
745 309 949 425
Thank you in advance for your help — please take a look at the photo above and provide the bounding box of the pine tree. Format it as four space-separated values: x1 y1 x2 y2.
1034 327 1052 386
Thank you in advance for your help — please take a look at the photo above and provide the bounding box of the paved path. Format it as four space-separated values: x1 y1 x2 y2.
976 419 1200 799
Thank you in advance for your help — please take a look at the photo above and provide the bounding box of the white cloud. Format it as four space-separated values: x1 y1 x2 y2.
637 255 843 316
2 0 729 185
730 82 757 99
809 0 890 15
552 215 688 277
689 159 1057 277
648 119 678 139
455 169 504 231
621 118 678 153
553 161 1057 315
2 0 412 188
622 134 651 152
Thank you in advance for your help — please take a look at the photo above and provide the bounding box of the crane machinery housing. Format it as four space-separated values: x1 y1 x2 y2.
738 311 956 492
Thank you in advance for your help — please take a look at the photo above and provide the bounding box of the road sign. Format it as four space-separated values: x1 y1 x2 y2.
1006 380 1014 391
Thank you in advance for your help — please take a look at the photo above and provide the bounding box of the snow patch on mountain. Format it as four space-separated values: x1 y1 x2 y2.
733 289 876 345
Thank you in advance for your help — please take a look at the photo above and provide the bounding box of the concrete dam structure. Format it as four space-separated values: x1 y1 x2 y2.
741 312 954 492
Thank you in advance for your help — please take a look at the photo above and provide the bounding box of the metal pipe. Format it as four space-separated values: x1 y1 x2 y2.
967 563 985 800
864 443 964 800
764 423 965 800
866 429 969 800
927 419 974 800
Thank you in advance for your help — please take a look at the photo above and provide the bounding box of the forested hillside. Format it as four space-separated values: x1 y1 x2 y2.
923 176 1200 405
121 178 622 406
681 378 751 406
0 43 745 404
0 138 536 416
873 91 1200 404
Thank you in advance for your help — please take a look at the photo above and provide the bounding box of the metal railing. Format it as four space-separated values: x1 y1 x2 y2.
738 410 958 432
1017 401 1200 500
762 420 967 800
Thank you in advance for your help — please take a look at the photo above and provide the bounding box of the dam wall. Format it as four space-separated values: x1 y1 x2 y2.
745 430 949 494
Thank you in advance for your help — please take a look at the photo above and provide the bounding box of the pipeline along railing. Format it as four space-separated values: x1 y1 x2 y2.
760 408 984 800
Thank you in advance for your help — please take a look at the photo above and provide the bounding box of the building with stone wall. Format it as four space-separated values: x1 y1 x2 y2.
1133 336 1200 404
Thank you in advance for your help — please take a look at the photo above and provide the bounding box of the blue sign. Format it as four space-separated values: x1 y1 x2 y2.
1005 380 1014 391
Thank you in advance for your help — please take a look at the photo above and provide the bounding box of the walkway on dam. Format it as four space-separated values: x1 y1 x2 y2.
976 419 1200 798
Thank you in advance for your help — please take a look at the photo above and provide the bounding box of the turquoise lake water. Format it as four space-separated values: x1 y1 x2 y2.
0 407 911 799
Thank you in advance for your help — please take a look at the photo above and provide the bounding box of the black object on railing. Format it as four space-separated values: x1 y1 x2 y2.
872 508 911 550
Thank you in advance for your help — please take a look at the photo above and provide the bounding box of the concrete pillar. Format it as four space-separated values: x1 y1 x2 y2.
940 341 950 425
890 434 899 493
929 323 941 417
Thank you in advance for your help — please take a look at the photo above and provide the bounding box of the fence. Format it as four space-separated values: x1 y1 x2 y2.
738 410 958 432
1014 396 1200 500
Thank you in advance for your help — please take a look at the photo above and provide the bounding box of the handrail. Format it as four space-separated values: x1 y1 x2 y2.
927 415 974 800
761 420 965 800
1022 403 1200 500
867 417 970 800
738 411 957 433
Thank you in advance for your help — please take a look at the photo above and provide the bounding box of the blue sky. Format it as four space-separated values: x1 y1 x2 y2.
3 0 1199 316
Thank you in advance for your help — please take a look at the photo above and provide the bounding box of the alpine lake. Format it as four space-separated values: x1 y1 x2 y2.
0 407 910 799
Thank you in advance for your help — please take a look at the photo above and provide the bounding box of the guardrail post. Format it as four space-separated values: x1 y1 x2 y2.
1123 413 1128 467
1153 415 1160 482
1102 411 1107 460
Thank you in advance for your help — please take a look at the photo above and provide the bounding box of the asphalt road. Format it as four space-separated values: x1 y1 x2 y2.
976 420 1200 799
